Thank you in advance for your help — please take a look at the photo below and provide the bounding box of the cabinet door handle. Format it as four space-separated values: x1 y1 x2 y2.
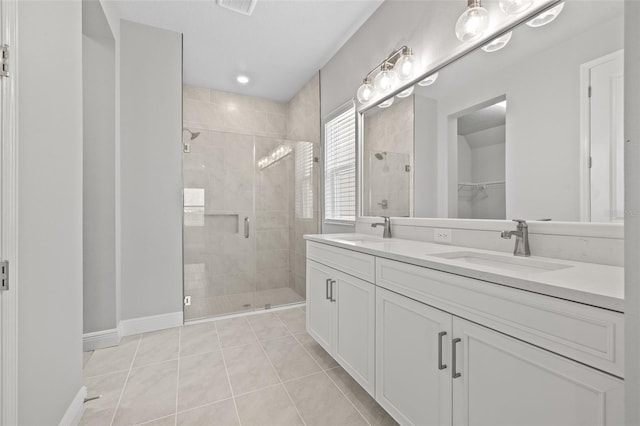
325 278 331 300
438 331 447 370
330 280 336 302
452 337 462 379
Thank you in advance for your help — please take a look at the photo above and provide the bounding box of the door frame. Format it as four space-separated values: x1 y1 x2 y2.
1 0 18 424
579 49 624 222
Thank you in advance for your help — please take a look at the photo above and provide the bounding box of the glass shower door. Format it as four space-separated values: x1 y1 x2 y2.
183 131 313 321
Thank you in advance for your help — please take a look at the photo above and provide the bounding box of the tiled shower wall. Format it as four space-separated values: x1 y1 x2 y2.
286 74 321 299
182 73 320 314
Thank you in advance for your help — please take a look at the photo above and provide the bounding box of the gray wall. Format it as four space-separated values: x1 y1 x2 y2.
17 0 84 423
83 2 117 334
120 20 183 320
625 1 640 423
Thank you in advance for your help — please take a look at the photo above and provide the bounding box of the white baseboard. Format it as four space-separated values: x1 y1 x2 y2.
83 328 120 351
59 385 86 426
118 311 183 336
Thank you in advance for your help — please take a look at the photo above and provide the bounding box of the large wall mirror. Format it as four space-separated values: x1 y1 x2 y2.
359 0 624 224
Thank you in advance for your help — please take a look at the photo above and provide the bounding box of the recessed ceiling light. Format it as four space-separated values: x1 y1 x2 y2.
236 75 250 84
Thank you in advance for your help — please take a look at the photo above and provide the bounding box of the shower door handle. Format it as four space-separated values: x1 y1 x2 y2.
244 217 250 238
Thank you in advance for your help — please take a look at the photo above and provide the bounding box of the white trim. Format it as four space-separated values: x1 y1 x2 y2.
579 50 625 222
1 0 18 424
356 217 624 239
82 328 120 352
184 302 305 326
118 311 183 336
58 386 86 426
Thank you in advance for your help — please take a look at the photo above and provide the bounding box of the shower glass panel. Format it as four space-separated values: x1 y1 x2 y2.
182 130 317 321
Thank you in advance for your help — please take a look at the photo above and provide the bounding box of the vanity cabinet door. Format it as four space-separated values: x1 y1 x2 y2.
452 317 624 426
306 260 333 353
376 287 453 426
334 271 376 396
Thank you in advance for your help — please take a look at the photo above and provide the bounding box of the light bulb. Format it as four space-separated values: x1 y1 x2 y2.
526 2 564 27
236 74 250 84
396 86 414 98
378 97 394 109
455 2 490 42
418 72 439 87
481 31 512 53
374 66 396 92
498 0 534 15
357 78 375 103
394 49 416 81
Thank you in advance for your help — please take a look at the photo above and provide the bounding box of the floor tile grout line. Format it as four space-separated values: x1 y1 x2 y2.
246 315 308 426
109 334 143 426
276 309 372 426
214 319 243 426
174 327 182 426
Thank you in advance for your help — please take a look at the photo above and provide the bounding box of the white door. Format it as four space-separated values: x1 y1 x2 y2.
333 272 375 396
452 317 624 426
306 260 334 353
0 0 17 423
376 287 453 426
588 51 624 222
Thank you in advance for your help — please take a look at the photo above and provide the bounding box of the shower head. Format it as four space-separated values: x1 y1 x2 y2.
375 152 386 160
183 128 200 140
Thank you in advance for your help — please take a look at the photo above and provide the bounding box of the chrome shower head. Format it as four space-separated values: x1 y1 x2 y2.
183 128 200 140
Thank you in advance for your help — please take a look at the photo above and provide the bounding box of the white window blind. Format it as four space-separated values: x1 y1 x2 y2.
324 104 356 222
295 141 314 219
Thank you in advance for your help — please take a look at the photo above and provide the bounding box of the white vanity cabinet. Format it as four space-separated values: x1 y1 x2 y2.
376 287 624 426
306 243 376 395
305 239 625 426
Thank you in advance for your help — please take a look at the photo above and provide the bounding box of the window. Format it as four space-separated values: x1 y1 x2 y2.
324 103 356 222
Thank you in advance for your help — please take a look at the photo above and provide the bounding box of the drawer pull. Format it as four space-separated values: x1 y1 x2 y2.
438 331 447 370
452 338 462 378
325 279 331 300
330 280 336 302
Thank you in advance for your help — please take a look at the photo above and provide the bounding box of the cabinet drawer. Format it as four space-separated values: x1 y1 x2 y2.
376 258 624 377
307 241 375 283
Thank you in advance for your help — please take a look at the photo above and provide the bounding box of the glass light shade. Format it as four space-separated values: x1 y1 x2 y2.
396 86 414 98
418 72 439 86
455 6 490 42
498 0 534 15
356 81 375 103
526 2 564 27
374 68 396 92
378 97 394 109
394 52 416 81
481 31 512 52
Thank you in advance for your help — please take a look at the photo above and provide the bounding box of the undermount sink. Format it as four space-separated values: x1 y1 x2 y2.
431 251 573 274
331 235 385 244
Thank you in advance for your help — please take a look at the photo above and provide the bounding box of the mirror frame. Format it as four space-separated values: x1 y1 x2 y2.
355 0 624 239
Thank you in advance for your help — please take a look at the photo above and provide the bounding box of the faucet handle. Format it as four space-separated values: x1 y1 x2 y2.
512 219 528 227
380 216 390 223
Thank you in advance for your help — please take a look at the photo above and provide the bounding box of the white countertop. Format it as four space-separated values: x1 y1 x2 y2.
304 233 624 312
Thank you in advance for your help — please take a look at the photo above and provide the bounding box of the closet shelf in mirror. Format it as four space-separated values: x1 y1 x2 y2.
458 180 505 191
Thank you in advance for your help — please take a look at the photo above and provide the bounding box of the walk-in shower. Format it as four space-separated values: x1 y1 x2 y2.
181 127 318 321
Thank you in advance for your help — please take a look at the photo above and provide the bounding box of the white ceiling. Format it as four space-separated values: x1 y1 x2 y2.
110 0 384 102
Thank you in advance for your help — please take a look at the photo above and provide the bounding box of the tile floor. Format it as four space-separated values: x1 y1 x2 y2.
81 306 397 426
184 287 305 321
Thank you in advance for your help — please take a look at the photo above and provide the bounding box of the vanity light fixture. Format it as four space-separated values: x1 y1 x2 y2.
236 74 250 84
418 72 439 86
526 2 564 27
481 31 512 52
378 97 395 109
455 0 490 43
356 46 416 104
396 86 414 99
498 0 534 15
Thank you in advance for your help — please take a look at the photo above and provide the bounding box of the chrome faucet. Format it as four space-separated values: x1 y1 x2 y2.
372 216 392 238
501 219 531 257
